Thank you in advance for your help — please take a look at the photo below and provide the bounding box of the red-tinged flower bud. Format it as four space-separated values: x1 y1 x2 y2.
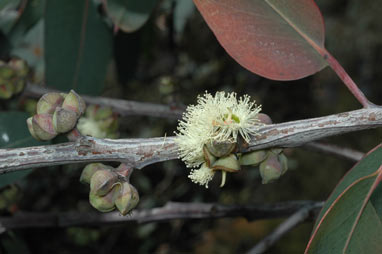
31 114 57 141
257 113 272 125
259 153 288 184
62 90 86 115
36 92 65 114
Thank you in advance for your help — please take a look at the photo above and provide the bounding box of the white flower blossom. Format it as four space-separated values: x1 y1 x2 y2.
188 163 215 188
175 91 262 187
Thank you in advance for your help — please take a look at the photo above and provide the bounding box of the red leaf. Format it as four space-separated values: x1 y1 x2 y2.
193 0 328 80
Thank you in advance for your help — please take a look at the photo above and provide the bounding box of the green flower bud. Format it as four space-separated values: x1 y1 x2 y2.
212 153 241 172
115 182 139 215
259 153 287 184
62 90 86 115
80 163 106 184
31 114 57 141
90 169 118 197
0 65 15 79
206 140 236 158
36 92 65 114
53 107 78 133
89 184 120 213
239 150 267 166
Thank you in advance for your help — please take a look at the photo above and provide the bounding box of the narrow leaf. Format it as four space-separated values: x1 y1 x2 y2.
193 0 328 80
45 0 112 95
305 145 382 254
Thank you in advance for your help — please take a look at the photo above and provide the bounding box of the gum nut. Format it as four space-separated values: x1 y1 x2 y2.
206 140 236 158
257 113 272 125
32 114 58 141
212 153 241 172
89 185 120 213
90 169 119 197
0 82 13 99
0 66 15 79
259 155 283 184
27 117 40 140
37 92 65 114
239 150 267 166
278 153 288 175
53 107 78 133
115 182 139 216
203 145 216 168
80 163 106 184
62 90 86 115
9 59 29 77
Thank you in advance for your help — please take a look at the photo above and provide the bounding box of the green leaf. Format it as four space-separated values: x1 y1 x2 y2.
105 0 158 33
0 112 47 188
193 0 328 80
305 145 382 253
45 0 112 95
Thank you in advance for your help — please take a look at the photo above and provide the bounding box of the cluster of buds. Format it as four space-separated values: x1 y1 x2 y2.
0 59 29 99
80 163 139 215
77 104 119 139
26 90 85 141
240 148 288 184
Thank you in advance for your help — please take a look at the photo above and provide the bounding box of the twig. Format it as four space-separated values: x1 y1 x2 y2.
24 83 184 119
303 142 364 162
246 202 324 254
1 107 382 174
0 200 323 230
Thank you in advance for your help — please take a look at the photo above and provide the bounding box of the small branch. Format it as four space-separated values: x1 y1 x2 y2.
0 201 323 230
324 50 374 108
24 84 184 119
1 107 382 174
246 202 323 254
303 142 364 162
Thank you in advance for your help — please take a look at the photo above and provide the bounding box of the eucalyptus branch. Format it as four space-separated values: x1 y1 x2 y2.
24 83 184 119
0 201 323 231
246 202 323 254
1 107 381 174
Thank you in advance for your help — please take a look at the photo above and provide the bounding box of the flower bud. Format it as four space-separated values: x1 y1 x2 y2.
89 184 120 213
212 153 241 172
257 113 272 125
26 117 39 140
53 107 78 133
30 114 57 141
80 163 105 184
36 92 65 114
239 150 267 166
115 182 139 215
62 90 86 115
8 59 29 77
0 65 15 79
259 154 287 184
90 169 118 197
206 141 236 158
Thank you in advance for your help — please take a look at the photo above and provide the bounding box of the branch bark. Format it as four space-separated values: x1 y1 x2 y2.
0 200 323 231
1 107 381 174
